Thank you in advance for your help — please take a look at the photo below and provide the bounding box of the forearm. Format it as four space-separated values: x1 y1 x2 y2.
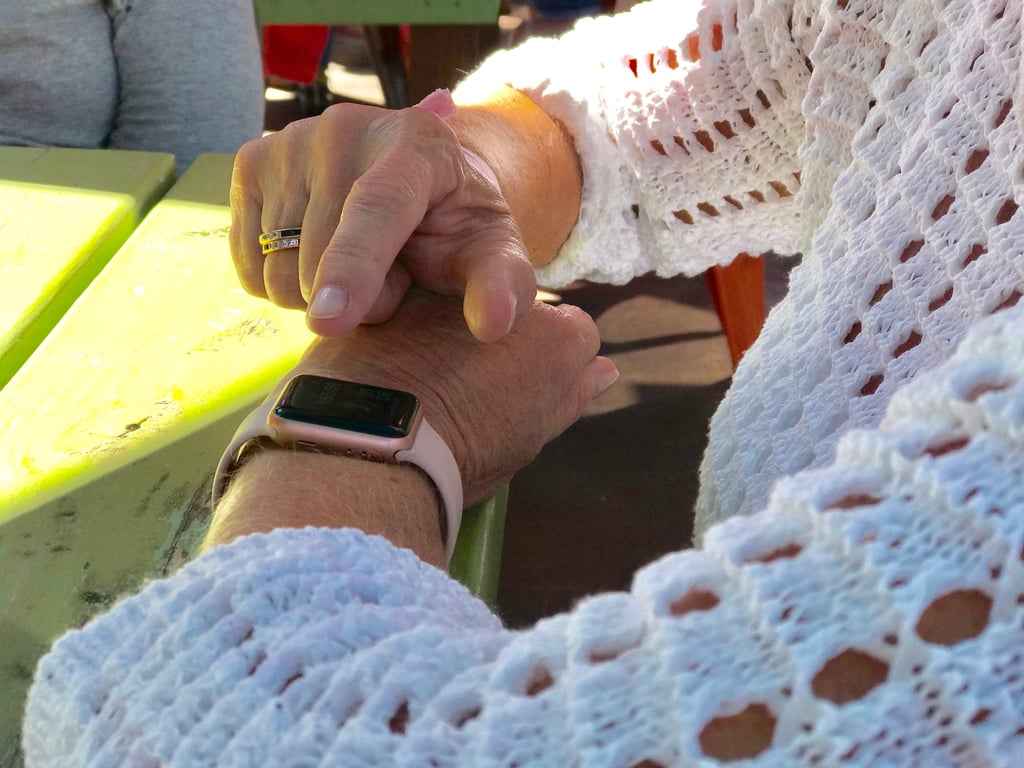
453 1 819 287
26 312 1024 764
447 85 583 269
204 451 446 569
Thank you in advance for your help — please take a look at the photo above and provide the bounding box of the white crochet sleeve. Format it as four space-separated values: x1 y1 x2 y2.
456 0 821 287
24 307 1024 766
22 532 508 767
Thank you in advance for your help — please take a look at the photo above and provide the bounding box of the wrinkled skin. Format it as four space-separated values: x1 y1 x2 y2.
229 103 536 343
284 289 618 505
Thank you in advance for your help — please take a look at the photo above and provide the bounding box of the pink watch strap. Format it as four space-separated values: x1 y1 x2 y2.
213 385 464 564
397 417 463 563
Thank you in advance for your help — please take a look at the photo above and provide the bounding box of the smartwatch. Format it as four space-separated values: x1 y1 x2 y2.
213 374 463 562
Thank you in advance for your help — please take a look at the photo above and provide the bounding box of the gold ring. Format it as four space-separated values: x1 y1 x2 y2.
259 227 302 244
260 227 302 256
261 236 301 255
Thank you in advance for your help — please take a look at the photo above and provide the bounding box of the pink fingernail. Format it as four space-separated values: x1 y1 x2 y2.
596 366 620 396
506 288 518 336
308 285 348 319
415 88 457 118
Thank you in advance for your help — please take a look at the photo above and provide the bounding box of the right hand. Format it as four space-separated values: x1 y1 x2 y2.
229 100 537 343
288 289 619 505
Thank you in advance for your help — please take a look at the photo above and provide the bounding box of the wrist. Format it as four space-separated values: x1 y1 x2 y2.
447 84 582 267
205 449 446 568
211 373 463 565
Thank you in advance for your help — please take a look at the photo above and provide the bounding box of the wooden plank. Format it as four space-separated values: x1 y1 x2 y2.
0 154 311 524
0 154 312 762
0 408 247 768
0 147 175 390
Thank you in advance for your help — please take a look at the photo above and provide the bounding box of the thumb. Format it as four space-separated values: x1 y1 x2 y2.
462 250 538 342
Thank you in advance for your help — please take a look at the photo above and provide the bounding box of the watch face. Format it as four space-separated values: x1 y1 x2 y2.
274 375 419 438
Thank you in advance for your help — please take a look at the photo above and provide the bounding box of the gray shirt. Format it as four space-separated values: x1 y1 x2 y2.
0 0 265 174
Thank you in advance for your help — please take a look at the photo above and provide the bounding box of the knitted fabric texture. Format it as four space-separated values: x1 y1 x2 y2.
24 0 1024 764
458 0 1024 535
23 308 1024 764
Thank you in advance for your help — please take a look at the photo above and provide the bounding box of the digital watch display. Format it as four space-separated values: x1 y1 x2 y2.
273 375 419 438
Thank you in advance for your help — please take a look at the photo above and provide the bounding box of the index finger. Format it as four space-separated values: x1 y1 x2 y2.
304 120 463 336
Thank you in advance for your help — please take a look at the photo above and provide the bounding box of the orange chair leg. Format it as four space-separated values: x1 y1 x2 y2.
705 253 766 369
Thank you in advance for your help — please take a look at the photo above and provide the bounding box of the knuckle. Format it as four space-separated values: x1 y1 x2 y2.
320 102 348 121
565 306 601 351
279 113 316 138
349 170 422 212
321 101 366 125
317 103 386 153
393 105 457 143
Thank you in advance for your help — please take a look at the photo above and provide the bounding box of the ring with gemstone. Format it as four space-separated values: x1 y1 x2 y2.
259 227 302 244
259 227 302 255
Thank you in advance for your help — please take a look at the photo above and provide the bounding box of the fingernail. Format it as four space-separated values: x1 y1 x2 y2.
596 365 620 396
308 285 348 319
414 88 457 118
506 288 518 336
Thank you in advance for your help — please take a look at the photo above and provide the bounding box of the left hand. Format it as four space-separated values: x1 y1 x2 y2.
287 288 618 505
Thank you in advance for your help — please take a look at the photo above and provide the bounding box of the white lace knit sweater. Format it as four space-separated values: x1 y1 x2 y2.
23 0 1024 764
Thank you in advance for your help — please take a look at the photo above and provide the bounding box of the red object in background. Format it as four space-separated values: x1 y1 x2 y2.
704 253 766 369
398 24 411 72
263 26 331 83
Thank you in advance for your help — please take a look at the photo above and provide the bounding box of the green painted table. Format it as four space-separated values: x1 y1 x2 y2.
0 153 505 765
0 147 175 391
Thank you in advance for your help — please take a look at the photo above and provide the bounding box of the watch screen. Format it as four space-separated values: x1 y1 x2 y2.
274 375 419 437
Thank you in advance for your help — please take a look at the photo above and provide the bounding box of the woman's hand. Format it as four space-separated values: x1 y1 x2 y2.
206 289 616 561
291 289 619 506
229 101 538 343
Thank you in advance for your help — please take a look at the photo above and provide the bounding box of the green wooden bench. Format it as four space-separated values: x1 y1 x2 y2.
0 153 505 764
0 147 174 391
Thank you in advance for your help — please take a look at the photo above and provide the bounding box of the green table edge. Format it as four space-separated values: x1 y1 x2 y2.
254 0 501 26
0 154 175 392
